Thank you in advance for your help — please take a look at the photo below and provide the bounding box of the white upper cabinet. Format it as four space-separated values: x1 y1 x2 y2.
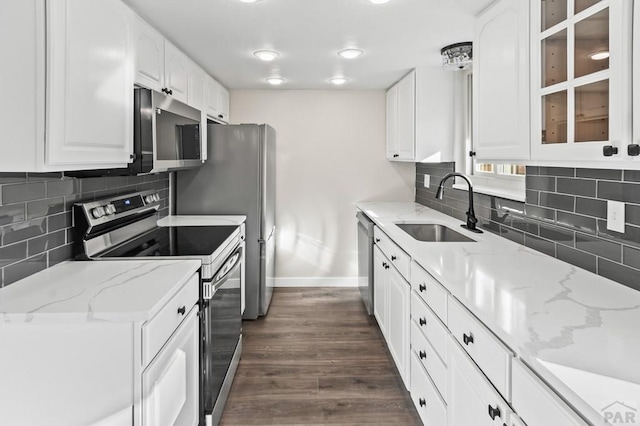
386 70 416 161
473 0 530 160
133 15 164 92
386 68 454 162
187 60 206 110
46 0 134 168
0 0 46 172
164 41 189 103
218 87 230 123
205 75 230 123
530 0 633 162
632 1 640 160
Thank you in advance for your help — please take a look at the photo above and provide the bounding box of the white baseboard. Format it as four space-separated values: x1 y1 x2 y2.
274 277 359 288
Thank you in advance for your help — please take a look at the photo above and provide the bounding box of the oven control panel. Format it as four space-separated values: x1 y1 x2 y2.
79 190 162 222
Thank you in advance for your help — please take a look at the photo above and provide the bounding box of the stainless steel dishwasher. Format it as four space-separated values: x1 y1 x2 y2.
356 211 375 315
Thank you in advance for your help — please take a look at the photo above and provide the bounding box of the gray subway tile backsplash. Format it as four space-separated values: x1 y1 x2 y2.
0 172 169 287
415 162 640 292
2 182 46 204
557 245 597 274
598 259 640 292
575 197 607 219
539 192 575 212
576 168 623 181
575 233 622 262
623 246 640 270
624 170 640 182
556 178 596 197
597 181 640 204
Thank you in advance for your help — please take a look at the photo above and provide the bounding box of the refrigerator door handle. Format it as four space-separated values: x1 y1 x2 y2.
258 226 275 244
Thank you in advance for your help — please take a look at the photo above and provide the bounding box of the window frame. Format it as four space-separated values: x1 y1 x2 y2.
454 71 526 202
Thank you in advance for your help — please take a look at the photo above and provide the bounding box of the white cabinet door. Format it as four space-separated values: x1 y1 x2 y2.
386 83 399 160
46 0 133 167
187 60 205 110
530 0 633 162
142 307 199 426
133 15 164 92
386 266 410 388
473 0 530 160
164 41 189 103
218 87 230 123
448 337 512 426
205 75 220 119
373 246 388 338
0 0 45 172
633 0 640 161
396 70 416 160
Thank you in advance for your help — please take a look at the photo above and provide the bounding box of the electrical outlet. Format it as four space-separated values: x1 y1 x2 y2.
607 200 625 233
424 174 430 188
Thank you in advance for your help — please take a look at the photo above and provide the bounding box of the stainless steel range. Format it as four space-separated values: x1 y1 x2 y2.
73 189 244 426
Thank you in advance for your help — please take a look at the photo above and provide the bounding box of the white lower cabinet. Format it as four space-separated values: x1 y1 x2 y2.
368 222 589 426
142 307 199 426
373 243 410 387
448 337 513 426
512 359 587 426
386 266 410 386
373 246 388 338
410 353 447 426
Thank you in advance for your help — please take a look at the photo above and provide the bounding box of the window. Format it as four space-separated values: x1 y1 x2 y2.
454 72 526 201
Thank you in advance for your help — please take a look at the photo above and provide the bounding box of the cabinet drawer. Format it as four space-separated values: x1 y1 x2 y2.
410 352 447 426
410 261 448 324
411 322 447 401
142 273 199 366
512 359 587 426
448 296 513 401
373 227 410 280
411 292 448 363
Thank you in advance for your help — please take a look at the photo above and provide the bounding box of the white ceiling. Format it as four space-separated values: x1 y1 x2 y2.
124 0 495 90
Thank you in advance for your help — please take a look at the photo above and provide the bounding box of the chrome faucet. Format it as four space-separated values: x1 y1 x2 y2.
435 173 483 234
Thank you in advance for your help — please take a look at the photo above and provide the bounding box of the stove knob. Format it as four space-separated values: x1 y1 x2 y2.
144 195 154 204
105 204 116 215
153 193 161 202
91 206 105 219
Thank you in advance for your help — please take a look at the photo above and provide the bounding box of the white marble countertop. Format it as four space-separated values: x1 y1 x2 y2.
357 201 640 425
0 260 201 323
157 215 246 227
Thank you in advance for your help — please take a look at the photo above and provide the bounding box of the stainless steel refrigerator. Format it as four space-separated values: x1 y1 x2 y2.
175 123 276 319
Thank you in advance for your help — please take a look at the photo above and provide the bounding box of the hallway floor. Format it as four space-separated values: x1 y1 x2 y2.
220 287 421 425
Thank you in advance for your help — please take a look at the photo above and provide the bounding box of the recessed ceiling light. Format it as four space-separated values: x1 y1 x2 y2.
266 77 285 85
368 0 390 4
254 50 279 61
239 0 260 3
338 48 363 59
330 77 348 85
589 51 610 60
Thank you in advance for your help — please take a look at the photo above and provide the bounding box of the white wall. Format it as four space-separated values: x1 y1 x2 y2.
231 90 415 286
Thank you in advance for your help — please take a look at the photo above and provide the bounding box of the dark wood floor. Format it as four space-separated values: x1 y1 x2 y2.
220 287 421 425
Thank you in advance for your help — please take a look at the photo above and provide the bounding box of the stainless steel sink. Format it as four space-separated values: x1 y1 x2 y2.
396 223 476 242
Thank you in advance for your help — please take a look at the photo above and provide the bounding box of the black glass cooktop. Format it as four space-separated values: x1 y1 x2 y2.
99 226 238 258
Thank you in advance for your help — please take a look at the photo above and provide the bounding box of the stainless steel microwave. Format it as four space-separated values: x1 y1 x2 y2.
137 88 203 174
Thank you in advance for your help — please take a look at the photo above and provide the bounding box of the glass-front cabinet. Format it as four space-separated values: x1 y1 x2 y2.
530 0 632 161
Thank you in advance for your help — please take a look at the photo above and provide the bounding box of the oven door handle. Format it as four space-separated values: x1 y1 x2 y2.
203 246 243 300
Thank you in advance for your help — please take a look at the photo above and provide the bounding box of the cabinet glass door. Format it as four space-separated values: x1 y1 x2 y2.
531 0 631 161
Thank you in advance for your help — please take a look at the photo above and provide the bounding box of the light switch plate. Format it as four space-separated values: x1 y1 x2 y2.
424 174 430 188
607 200 625 233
